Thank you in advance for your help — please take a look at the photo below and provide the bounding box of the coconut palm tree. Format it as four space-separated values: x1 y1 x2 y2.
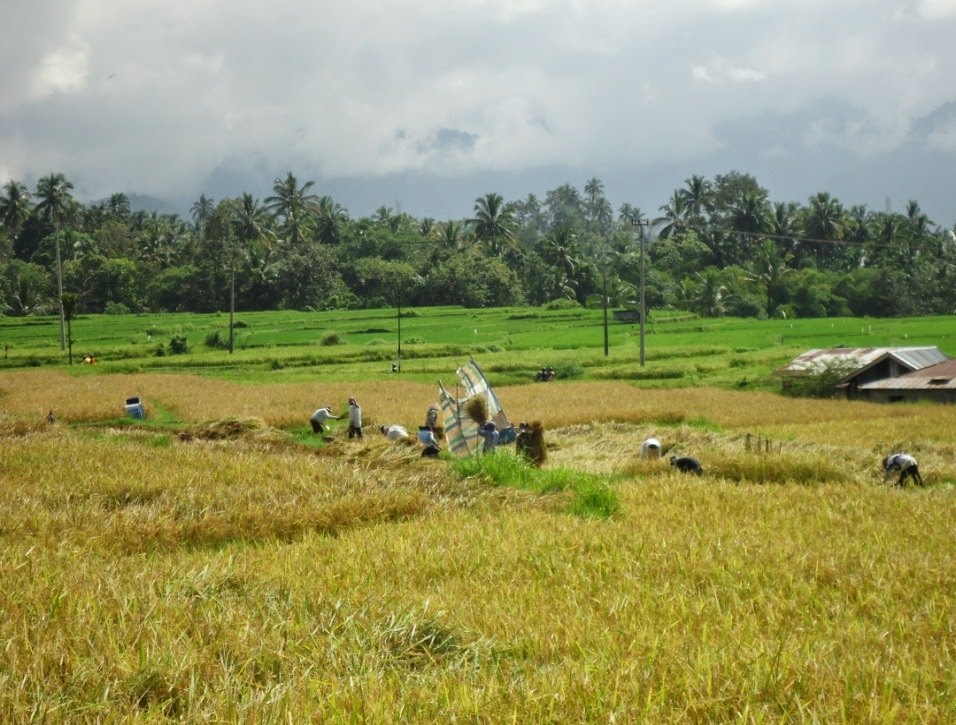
0 180 32 242
106 193 131 219
679 174 713 224
35 173 75 349
801 192 845 267
749 239 793 316
658 191 690 239
436 220 467 251
470 192 516 257
315 195 348 245
584 177 612 235
265 172 319 247
190 193 215 234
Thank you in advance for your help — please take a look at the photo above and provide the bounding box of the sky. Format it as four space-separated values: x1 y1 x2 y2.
2 0 955 227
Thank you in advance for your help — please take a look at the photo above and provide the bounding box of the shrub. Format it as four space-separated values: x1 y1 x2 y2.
104 302 131 315
404 336 425 344
545 298 581 310
321 332 341 346
204 330 228 349
781 359 857 399
168 335 188 355
555 362 585 380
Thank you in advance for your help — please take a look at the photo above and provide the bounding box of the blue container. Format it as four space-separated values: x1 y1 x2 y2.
124 396 145 419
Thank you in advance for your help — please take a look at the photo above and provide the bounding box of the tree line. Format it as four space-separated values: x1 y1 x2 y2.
2 170 954 320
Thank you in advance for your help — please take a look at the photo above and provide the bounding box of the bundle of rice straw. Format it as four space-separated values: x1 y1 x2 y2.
464 395 489 425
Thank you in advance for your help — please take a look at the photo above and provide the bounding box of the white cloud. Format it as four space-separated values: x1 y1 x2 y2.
30 36 90 100
0 0 954 220
918 0 956 19
692 58 767 84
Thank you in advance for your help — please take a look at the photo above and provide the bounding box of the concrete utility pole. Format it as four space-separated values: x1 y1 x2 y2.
634 216 647 367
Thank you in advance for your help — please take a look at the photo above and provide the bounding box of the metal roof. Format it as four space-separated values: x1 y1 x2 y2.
780 346 947 375
858 358 956 390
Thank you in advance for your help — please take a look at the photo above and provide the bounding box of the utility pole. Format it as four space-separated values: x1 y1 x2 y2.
634 215 647 367
396 296 402 372
54 214 65 350
602 266 609 357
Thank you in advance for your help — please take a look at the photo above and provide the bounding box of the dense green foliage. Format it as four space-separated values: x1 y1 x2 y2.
2 173 955 320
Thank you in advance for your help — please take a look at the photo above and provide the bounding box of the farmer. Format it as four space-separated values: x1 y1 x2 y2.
424 404 440 429
380 424 409 442
478 420 499 454
418 425 441 457
310 406 339 433
882 452 924 487
347 397 363 439
670 455 704 475
641 437 662 460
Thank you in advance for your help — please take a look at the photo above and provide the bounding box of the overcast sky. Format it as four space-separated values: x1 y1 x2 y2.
2 0 955 226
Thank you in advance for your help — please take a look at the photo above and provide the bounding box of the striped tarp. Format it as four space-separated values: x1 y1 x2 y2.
438 358 513 456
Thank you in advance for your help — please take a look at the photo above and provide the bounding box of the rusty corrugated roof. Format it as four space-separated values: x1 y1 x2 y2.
780 346 946 374
858 358 956 390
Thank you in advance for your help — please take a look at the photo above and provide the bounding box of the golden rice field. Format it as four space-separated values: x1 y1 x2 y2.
1 370 954 721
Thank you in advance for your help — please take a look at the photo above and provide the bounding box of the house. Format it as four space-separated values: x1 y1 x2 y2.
777 346 949 398
855 358 956 404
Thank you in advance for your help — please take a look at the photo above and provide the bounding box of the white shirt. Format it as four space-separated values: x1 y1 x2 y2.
884 453 917 473
384 425 409 441
311 407 338 422
641 437 662 458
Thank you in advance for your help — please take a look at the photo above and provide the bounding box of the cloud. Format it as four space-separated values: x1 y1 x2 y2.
692 58 767 84
0 0 954 223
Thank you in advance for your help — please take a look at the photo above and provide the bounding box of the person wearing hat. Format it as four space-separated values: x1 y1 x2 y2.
347 397 363 439
310 406 339 433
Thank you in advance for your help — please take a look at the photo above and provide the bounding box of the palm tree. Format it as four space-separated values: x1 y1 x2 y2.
695 267 728 317
265 172 319 247
231 198 278 302
658 191 689 239
190 193 215 234
0 180 32 241
802 192 846 267
35 173 75 349
436 220 467 251
266 172 318 224
470 192 516 256
106 193 131 219
584 177 612 234
315 195 348 245
727 189 772 263
749 239 793 315
679 174 713 223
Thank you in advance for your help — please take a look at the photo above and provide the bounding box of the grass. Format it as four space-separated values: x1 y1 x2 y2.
450 450 621 519
1 317 955 719
2 307 954 391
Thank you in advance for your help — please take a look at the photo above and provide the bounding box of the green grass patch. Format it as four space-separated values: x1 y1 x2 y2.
449 452 619 519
